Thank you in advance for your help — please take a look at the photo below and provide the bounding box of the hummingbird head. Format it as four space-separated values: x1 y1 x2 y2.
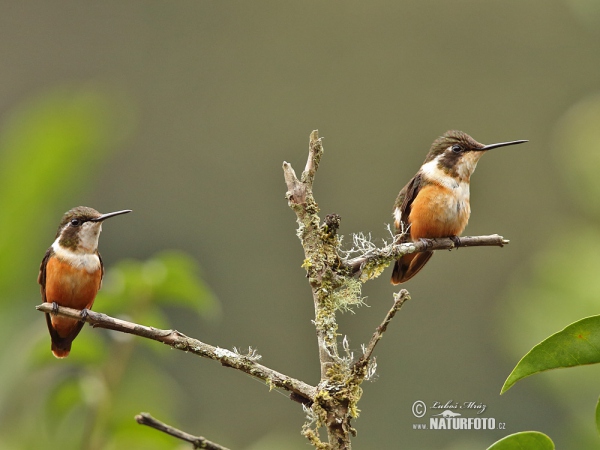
56 206 131 253
423 130 527 181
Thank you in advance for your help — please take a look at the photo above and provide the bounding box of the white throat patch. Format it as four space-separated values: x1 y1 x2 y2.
51 221 103 273
76 221 103 253
51 238 102 272
420 155 471 209
420 157 459 189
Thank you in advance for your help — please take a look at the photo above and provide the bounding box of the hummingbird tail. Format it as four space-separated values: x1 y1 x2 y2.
391 251 433 284
51 342 71 358
45 313 85 359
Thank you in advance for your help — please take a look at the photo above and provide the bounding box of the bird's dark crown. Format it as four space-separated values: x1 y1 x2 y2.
423 130 484 165
56 206 102 237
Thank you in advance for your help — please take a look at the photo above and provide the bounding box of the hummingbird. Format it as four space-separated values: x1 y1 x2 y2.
38 206 131 358
391 130 527 284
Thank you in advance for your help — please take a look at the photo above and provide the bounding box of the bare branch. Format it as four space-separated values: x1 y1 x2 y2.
345 234 509 279
135 412 229 450
353 289 410 376
301 129 323 184
283 161 304 204
35 303 316 404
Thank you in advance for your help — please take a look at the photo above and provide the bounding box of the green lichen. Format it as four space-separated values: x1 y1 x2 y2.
302 425 329 450
331 278 364 312
265 377 275 391
302 258 313 269
358 257 388 282
324 363 364 420
302 390 331 449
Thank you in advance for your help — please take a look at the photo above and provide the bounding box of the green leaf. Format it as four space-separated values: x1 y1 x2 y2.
487 431 554 450
502 315 600 394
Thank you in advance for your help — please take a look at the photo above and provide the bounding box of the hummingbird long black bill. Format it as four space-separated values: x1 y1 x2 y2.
480 139 528 151
90 210 132 222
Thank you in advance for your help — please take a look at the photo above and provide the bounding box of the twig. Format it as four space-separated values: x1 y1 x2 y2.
35 303 316 404
345 234 509 278
353 289 410 375
135 412 229 450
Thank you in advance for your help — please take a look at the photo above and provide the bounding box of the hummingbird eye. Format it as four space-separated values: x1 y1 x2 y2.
451 144 463 154
70 218 81 227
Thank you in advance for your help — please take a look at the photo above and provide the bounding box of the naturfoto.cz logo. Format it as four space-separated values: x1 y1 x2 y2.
411 400 506 431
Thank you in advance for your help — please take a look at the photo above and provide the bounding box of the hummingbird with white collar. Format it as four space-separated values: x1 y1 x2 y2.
38 206 131 357
391 130 527 284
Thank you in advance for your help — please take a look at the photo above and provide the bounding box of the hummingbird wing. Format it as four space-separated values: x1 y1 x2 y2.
394 172 423 242
97 251 104 289
391 171 434 284
37 247 53 299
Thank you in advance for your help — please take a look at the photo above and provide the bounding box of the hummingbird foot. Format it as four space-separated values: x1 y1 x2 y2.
449 235 462 248
79 308 89 321
417 238 433 249
51 302 59 314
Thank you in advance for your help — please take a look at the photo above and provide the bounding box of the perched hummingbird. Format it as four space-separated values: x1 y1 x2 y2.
391 130 527 284
38 206 131 358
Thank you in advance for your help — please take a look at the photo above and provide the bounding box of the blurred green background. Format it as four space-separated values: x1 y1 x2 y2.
1 1 600 449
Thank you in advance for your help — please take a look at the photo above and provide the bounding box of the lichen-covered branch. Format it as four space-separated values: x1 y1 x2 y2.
135 413 229 450
284 131 355 449
345 234 508 280
283 130 342 381
35 303 316 404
